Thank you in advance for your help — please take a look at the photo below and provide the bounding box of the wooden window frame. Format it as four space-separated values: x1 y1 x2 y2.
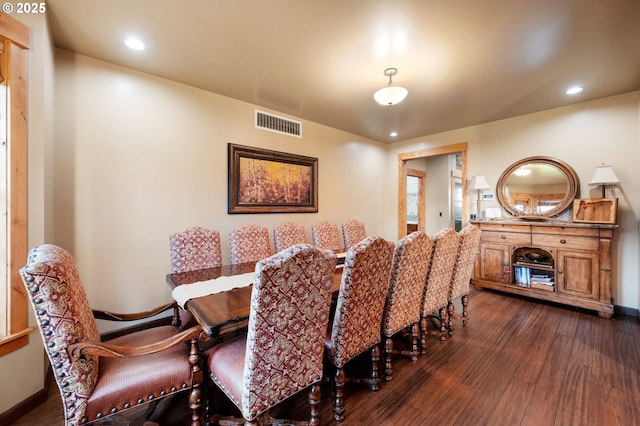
0 14 31 356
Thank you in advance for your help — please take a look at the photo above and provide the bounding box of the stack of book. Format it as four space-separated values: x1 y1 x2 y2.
513 266 555 291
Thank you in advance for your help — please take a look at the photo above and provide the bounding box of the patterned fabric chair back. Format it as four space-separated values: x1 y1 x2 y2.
229 224 272 264
273 222 307 252
241 244 337 419
328 236 395 367
169 226 223 273
450 224 482 301
311 220 343 253
342 219 367 249
421 228 460 316
19 244 101 426
383 231 435 337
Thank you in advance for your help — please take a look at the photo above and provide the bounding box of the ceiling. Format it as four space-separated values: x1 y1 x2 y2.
46 0 640 143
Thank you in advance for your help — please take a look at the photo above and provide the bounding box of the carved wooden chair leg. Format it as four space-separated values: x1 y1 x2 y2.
369 345 381 391
440 306 449 340
333 367 346 422
309 383 321 426
419 316 429 354
384 336 394 381
462 294 469 326
188 337 203 426
447 302 455 336
410 323 420 361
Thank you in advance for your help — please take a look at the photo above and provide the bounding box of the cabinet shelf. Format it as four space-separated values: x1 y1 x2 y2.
513 262 553 271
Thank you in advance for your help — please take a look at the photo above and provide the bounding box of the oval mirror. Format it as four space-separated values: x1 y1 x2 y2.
496 156 580 219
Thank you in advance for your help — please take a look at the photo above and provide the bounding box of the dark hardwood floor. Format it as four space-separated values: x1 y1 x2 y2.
10 288 640 425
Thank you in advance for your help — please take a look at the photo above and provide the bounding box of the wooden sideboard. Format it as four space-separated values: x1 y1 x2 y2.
470 219 616 318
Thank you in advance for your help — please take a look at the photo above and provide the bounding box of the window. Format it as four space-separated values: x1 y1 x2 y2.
0 15 30 356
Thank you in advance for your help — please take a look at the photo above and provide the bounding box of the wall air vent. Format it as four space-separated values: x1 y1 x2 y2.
255 110 302 138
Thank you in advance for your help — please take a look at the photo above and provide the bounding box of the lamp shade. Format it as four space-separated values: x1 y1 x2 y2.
589 165 620 186
469 175 490 191
373 85 408 106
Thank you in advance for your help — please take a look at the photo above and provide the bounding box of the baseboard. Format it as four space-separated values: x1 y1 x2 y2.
0 386 47 425
615 304 639 320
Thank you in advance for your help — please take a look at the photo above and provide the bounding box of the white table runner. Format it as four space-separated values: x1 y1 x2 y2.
172 272 255 308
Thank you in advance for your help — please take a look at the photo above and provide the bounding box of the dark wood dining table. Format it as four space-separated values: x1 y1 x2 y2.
166 261 344 338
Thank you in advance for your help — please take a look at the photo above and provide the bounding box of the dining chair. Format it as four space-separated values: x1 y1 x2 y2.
324 236 395 422
311 220 343 253
19 244 204 426
204 244 337 425
170 226 223 273
420 228 460 350
273 221 307 252
228 223 272 264
447 224 482 334
342 219 367 249
381 231 434 381
169 226 223 330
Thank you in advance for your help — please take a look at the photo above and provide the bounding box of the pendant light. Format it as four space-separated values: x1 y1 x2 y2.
373 68 408 106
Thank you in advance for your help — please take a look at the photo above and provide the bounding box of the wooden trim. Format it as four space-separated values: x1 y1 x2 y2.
398 142 468 161
407 169 426 233
0 14 29 356
0 327 32 356
0 13 30 49
397 142 468 239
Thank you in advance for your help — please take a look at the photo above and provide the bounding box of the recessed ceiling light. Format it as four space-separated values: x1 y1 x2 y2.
390 131 398 137
123 37 146 51
565 86 584 95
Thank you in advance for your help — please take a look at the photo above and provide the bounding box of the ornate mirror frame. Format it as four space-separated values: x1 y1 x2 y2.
496 156 580 219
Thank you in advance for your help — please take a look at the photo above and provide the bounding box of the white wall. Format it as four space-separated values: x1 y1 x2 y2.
54 50 387 316
384 92 640 309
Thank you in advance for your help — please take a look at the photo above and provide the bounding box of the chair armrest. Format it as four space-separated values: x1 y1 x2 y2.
67 325 203 362
92 301 178 322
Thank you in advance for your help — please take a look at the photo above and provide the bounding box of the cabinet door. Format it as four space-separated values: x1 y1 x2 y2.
556 250 599 299
479 243 511 283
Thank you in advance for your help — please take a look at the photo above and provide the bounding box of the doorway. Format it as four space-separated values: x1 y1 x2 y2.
397 142 468 239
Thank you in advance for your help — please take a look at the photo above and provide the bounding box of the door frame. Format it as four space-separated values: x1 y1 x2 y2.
397 142 468 239
407 168 426 232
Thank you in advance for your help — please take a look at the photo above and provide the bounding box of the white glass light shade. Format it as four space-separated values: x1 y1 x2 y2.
374 85 408 106
468 175 491 191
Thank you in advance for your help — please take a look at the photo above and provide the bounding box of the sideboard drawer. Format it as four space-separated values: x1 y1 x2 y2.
531 234 599 251
481 231 531 245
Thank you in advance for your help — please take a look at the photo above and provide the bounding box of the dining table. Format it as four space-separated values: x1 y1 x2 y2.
166 258 345 339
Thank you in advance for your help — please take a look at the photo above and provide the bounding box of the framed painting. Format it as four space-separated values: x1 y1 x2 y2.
228 143 318 213
572 198 617 224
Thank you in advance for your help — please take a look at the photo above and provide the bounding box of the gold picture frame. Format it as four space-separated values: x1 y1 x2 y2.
572 198 617 224
228 143 318 214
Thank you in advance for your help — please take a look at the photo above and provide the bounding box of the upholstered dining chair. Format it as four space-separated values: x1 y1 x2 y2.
324 236 395 422
204 244 337 426
420 228 460 350
311 220 343 253
381 231 434 381
19 244 204 426
228 224 272 264
447 224 482 334
169 226 223 330
170 226 223 273
342 219 367 249
273 221 307 252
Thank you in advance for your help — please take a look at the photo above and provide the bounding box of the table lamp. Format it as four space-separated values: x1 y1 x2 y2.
469 174 490 219
589 165 620 198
